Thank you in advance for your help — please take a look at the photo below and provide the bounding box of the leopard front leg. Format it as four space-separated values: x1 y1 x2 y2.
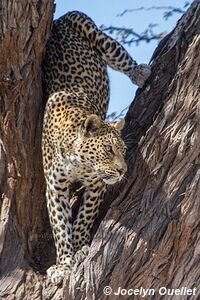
72 177 106 264
46 182 75 284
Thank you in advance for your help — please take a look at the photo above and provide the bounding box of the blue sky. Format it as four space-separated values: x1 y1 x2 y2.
54 1 187 116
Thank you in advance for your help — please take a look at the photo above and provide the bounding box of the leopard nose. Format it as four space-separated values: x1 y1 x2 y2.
117 167 124 176
116 164 127 176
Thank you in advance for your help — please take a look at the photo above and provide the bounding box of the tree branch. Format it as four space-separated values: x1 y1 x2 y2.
101 24 165 46
101 2 192 46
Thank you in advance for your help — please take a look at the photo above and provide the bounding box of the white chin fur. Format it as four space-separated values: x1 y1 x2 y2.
103 177 119 185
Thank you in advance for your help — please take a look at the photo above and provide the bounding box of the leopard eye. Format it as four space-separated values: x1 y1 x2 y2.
105 145 113 154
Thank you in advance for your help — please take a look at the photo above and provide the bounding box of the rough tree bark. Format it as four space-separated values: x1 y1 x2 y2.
0 1 55 299
0 1 200 300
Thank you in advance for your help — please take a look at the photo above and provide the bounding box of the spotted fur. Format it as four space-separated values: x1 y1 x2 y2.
42 11 151 284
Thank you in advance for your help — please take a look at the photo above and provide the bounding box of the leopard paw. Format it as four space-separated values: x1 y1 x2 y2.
47 263 73 285
75 245 90 265
131 64 151 88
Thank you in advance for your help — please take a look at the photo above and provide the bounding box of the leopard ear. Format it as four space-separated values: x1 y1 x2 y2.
81 114 103 136
112 119 125 132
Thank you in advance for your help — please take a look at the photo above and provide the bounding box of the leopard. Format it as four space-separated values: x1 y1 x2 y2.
42 10 151 284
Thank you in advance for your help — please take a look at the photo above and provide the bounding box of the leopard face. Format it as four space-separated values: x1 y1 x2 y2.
73 115 127 184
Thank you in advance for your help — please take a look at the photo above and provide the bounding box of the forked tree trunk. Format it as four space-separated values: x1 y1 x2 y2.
0 1 200 300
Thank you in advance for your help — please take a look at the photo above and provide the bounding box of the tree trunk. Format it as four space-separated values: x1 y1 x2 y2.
1 1 200 300
0 0 55 299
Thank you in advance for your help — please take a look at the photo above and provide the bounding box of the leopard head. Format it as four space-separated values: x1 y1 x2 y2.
74 114 127 184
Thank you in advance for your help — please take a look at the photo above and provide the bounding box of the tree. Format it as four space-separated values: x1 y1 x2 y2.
0 0 55 298
0 0 200 299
